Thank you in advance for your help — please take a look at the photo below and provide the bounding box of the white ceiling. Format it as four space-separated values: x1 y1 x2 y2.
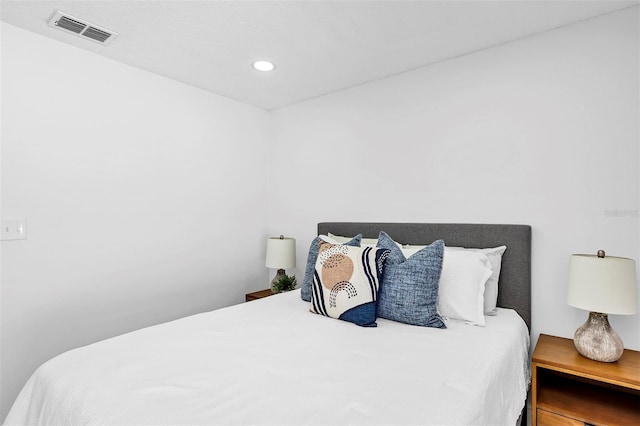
1 0 638 110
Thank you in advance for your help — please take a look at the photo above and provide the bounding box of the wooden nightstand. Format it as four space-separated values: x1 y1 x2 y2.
245 288 274 302
531 334 640 425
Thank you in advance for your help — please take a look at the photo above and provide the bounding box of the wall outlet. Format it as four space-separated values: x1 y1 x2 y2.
1 218 27 241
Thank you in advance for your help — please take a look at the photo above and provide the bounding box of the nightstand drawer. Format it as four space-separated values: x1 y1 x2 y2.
537 409 583 426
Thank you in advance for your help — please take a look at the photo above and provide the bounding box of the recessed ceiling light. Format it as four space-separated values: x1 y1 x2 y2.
252 60 275 72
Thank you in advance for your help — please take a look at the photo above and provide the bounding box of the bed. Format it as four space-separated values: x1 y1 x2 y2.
5 222 532 426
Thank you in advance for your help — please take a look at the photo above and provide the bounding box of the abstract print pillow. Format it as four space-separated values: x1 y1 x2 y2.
301 234 362 302
310 242 390 327
376 232 446 328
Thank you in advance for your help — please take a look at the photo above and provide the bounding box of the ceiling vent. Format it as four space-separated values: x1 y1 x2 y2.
48 11 117 45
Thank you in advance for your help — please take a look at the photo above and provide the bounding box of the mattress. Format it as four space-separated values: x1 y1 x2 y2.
5 289 530 425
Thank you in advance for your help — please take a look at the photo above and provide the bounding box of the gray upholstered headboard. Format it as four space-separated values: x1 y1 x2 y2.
318 222 532 330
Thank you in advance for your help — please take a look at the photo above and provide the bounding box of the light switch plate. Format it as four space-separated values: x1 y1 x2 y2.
1 218 27 241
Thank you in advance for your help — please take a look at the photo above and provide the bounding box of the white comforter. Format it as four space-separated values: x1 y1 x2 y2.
5 290 530 425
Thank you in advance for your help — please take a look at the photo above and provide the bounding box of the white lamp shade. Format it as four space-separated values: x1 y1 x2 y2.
265 236 296 269
567 254 637 315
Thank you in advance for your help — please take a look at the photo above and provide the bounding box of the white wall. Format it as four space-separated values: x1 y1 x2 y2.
269 8 639 351
2 5 639 422
0 23 271 419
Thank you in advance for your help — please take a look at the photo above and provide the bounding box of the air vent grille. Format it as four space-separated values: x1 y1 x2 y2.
55 16 86 34
83 27 112 43
48 11 117 45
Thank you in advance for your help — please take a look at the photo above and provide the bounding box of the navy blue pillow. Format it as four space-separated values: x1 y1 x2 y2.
301 234 362 302
376 231 446 328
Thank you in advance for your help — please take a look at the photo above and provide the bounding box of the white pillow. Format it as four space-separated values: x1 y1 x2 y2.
447 246 507 315
327 233 378 247
437 250 493 326
402 244 506 315
318 234 341 244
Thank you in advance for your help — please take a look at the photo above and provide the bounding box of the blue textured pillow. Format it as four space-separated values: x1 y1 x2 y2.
301 234 362 302
376 231 446 328
310 243 390 327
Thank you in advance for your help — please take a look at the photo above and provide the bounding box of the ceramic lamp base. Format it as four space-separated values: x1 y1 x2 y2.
270 269 286 293
573 312 624 362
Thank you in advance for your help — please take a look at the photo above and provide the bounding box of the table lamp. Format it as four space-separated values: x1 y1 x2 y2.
266 235 296 290
567 250 637 362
